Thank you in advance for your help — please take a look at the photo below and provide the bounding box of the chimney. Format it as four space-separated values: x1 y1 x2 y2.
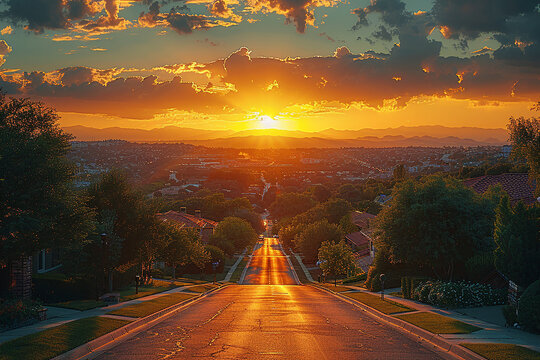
180 207 187 214
195 209 201 218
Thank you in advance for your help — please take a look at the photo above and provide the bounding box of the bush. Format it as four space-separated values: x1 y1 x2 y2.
402 276 430 299
343 272 367 284
518 279 540 332
411 280 507 308
0 298 42 329
502 304 518 327
33 276 96 303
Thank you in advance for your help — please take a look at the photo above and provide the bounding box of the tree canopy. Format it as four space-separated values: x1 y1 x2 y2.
494 197 540 288
318 240 357 283
374 175 499 280
269 192 315 220
211 217 258 255
0 95 93 263
508 116 540 195
294 220 342 263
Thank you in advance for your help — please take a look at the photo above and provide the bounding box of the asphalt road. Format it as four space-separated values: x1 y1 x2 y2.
95 238 446 360
241 237 299 285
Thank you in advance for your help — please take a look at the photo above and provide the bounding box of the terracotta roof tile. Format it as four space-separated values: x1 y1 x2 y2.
464 173 537 205
156 210 218 229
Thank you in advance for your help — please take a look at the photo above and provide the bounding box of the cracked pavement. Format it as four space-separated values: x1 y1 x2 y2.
95 238 446 359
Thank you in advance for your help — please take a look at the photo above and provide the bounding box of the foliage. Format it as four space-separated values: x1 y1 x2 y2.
374 175 499 280
401 276 429 299
210 217 258 255
269 192 315 220
502 304 518 327
159 223 209 278
339 214 358 234
393 164 408 181
204 245 226 273
411 280 506 308
32 275 95 303
355 200 383 215
294 220 342 263
0 298 42 329
365 246 409 291
311 184 332 202
318 240 357 281
342 272 367 284
494 198 540 288
518 279 540 332
508 116 540 194
0 95 94 262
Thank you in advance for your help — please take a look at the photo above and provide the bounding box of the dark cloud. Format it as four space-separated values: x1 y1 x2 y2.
166 10 212 34
0 0 68 33
372 25 395 41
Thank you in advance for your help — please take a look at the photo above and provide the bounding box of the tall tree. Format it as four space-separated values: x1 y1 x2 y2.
0 95 93 264
494 197 540 288
269 192 315 220
210 217 258 255
318 240 357 285
375 175 498 280
508 115 539 194
294 220 342 263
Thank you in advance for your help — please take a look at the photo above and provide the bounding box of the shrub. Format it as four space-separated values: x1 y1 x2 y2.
0 298 42 329
518 279 540 332
502 304 518 327
33 276 96 303
343 272 367 284
401 276 429 299
411 280 507 308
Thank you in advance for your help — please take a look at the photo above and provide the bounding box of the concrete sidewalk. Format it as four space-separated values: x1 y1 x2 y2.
345 285 540 353
0 282 210 345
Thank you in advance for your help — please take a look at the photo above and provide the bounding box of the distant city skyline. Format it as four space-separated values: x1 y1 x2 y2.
0 0 538 131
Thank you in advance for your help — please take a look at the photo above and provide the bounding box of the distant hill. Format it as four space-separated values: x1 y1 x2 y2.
182 135 506 149
63 125 509 148
319 126 509 143
63 125 234 141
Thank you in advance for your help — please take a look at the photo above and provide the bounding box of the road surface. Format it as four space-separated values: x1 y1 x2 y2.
95 238 445 359
241 237 298 285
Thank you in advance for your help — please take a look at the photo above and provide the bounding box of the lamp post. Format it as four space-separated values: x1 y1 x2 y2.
135 275 141 295
212 261 219 284
380 273 386 300
101 233 112 293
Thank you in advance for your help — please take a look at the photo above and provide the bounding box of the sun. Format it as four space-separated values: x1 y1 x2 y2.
258 115 278 129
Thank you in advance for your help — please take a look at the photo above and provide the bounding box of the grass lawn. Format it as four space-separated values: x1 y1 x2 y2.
461 343 540 360
344 291 414 314
395 312 482 334
229 257 248 283
319 283 353 293
51 299 106 311
107 293 196 318
0 316 129 360
183 284 219 293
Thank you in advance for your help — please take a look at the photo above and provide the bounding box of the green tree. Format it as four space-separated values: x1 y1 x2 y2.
311 184 332 202
159 223 208 279
318 240 357 285
294 220 342 263
375 175 498 280
269 192 315 220
393 164 408 182
211 217 258 255
494 197 540 288
508 116 540 194
339 214 358 234
0 95 94 264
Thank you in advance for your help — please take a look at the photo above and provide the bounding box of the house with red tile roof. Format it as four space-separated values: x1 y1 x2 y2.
463 173 537 205
345 211 377 272
156 210 218 243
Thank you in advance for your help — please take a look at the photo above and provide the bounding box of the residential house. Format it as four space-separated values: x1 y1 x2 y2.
345 211 377 273
464 173 538 205
156 209 218 243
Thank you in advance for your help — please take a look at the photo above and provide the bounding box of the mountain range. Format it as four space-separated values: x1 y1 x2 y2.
63 125 509 149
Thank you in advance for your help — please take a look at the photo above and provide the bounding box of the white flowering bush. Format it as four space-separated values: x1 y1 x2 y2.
411 280 506 308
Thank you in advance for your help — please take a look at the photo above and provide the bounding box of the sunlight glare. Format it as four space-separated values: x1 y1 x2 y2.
258 115 278 129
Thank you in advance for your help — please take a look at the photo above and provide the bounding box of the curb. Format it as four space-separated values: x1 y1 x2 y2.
239 243 259 284
51 285 229 360
310 284 486 360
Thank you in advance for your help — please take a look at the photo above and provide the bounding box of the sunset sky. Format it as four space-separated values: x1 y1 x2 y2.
0 0 538 131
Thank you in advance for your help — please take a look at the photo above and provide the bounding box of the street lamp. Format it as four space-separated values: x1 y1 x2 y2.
135 275 141 294
379 273 386 300
101 233 112 293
